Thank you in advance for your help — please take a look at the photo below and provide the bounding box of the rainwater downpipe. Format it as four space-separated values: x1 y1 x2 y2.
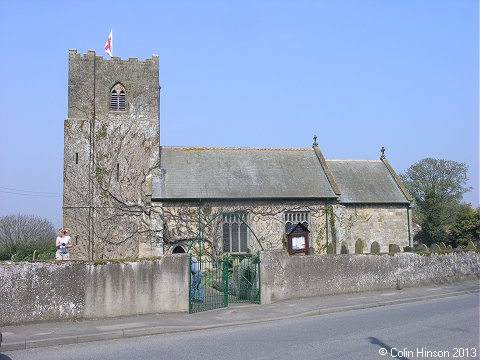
407 206 412 249
325 206 329 250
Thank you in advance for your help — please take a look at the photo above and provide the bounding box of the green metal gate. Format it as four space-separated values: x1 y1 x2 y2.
189 252 261 314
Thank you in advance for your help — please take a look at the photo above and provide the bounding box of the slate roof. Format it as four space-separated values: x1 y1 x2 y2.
325 160 409 204
152 147 337 200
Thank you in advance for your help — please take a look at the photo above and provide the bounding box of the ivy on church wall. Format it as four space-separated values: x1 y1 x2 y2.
158 201 330 256
156 202 410 257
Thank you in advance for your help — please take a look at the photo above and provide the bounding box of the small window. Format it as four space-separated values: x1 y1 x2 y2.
284 211 310 233
110 84 126 111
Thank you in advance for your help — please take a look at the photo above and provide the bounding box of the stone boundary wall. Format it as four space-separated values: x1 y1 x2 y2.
2 251 479 324
0 254 189 325
260 250 480 304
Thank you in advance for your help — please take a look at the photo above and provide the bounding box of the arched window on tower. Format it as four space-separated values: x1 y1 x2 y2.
110 84 126 111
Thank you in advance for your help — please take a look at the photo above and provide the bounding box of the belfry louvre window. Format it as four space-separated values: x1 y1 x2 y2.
110 84 126 111
222 212 248 253
285 211 310 233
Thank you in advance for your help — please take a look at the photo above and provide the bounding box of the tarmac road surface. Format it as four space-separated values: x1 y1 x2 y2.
1 288 479 360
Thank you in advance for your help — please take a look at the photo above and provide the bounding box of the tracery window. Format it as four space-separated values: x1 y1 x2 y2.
110 83 126 111
222 212 248 253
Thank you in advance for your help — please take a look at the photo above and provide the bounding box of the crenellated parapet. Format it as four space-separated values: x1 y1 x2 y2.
68 48 159 65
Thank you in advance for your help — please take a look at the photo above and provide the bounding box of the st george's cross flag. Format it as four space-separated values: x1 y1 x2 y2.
104 30 113 57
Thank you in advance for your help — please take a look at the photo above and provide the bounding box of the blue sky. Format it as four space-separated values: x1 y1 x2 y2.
0 0 478 229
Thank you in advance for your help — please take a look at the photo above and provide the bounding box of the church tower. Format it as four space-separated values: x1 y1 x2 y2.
63 49 160 260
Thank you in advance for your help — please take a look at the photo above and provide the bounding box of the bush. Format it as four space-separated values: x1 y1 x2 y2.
0 214 56 261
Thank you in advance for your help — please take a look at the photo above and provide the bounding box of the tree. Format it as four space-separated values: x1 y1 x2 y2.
399 158 471 246
448 204 480 247
0 214 56 260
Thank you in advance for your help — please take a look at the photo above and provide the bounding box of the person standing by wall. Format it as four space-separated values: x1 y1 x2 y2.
191 255 203 302
55 228 73 260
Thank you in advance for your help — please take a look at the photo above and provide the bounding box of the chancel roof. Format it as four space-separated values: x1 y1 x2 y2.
325 160 410 204
153 146 337 200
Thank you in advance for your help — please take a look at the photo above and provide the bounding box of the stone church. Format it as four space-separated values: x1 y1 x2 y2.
63 50 413 260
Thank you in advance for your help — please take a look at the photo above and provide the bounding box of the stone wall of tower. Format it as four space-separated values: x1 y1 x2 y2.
64 49 160 260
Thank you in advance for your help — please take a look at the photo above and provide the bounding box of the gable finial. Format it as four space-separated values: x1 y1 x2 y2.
380 146 386 159
313 135 318 148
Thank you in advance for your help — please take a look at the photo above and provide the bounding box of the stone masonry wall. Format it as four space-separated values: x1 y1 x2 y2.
0 255 188 325
332 204 410 254
158 200 330 255
158 201 411 256
260 250 480 304
64 50 160 260
1 252 478 324
0 262 86 324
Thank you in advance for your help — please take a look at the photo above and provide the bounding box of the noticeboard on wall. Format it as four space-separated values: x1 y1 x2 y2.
287 222 310 255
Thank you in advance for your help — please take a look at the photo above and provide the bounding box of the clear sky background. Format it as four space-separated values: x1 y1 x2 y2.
0 0 478 229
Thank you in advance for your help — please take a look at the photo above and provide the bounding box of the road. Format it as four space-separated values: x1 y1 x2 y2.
1 293 479 360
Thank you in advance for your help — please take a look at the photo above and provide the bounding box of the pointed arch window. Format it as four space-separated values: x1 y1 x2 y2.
110 84 126 111
222 212 249 253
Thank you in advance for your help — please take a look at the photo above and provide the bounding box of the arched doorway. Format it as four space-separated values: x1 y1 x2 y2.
172 245 186 254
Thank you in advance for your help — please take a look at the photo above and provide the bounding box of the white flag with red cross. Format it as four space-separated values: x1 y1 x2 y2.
104 30 113 57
